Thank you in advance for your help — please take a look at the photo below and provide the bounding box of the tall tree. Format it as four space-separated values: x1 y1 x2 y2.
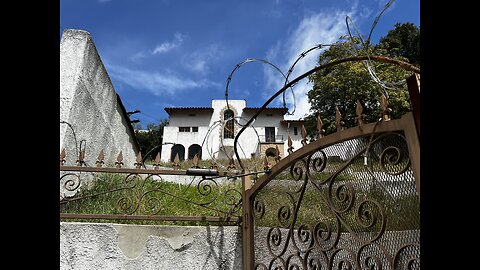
378 22 420 67
305 23 419 136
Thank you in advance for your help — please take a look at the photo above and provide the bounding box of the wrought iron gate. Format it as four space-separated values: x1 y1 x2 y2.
241 111 420 270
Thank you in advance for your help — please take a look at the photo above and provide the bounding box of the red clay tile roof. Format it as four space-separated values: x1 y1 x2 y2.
165 106 289 115
243 107 289 114
280 119 305 125
164 107 214 115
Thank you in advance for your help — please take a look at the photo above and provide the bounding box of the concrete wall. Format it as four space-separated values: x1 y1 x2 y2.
60 222 419 270
60 222 242 270
60 29 139 168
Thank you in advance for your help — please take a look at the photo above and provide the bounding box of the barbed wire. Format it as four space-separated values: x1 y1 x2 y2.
283 43 336 115
345 0 406 99
225 58 292 115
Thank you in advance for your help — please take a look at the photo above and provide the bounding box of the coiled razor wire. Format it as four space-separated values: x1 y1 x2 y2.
224 44 336 169
225 58 293 116
345 0 407 99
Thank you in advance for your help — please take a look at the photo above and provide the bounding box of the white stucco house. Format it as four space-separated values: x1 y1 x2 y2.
160 99 305 162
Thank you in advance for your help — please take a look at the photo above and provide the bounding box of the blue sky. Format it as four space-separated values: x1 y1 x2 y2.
60 0 419 129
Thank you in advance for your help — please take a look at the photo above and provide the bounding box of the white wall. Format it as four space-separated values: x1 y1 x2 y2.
60 29 138 167
60 222 419 270
60 222 242 270
161 99 305 162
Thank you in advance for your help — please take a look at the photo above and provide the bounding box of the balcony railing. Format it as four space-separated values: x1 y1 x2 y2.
258 135 284 143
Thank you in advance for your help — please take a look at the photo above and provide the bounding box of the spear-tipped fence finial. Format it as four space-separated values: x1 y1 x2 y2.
316 115 325 139
76 148 86 167
192 154 200 168
356 100 365 126
380 94 391 121
287 135 294 154
134 152 143 169
153 152 162 170
115 151 124 168
335 106 344 132
275 145 281 163
173 153 181 170
96 150 105 167
301 125 307 146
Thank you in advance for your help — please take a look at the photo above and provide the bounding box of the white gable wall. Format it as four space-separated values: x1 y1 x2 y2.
161 99 304 162
60 29 139 167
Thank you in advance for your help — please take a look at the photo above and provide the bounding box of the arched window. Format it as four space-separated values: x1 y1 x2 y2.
188 144 202 160
170 144 185 162
265 147 278 157
224 109 234 139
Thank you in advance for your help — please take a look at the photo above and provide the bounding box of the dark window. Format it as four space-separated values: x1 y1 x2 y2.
293 127 298 136
265 127 275 142
188 113 196 116
188 144 202 160
224 110 234 139
192 127 198 132
170 144 185 162
179 127 190 132
266 113 273 116
265 147 278 157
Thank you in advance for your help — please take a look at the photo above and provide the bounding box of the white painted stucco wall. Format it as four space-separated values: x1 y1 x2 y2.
161 99 304 162
60 222 242 270
60 29 138 167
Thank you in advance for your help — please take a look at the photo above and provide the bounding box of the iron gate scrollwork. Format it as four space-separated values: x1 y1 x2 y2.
243 113 420 270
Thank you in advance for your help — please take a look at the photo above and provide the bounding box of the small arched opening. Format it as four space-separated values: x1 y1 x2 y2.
170 144 185 162
188 144 202 160
265 147 278 158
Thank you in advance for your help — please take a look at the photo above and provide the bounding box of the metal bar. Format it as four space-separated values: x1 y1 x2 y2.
402 112 421 198
242 171 254 270
186 168 219 176
60 166 188 174
60 166 235 177
60 213 240 223
406 73 420 138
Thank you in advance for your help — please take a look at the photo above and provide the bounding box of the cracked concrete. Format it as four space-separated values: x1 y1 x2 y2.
113 224 208 258
60 222 242 270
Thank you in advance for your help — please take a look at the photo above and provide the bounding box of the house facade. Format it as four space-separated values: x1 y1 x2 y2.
160 99 305 162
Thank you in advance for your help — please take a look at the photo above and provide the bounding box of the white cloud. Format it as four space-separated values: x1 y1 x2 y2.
152 32 185 55
182 44 223 75
130 51 147 62
263 4 360 120
105 63 220 96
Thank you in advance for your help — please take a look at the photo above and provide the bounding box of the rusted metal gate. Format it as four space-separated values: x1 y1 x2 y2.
60 153 244 224
241 98 420 268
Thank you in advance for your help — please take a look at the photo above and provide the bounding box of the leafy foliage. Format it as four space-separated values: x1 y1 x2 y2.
134 120 168 161
305 23 420 136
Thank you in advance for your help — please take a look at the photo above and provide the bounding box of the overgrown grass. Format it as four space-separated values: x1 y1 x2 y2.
61 160 419 231
60 173 243 226
253 172 420 232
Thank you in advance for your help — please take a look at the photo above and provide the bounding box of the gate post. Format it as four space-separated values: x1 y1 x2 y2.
242 170 254 270
407 73 420 138
402 112 420 198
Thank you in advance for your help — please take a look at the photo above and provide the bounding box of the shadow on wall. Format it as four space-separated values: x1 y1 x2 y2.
203 225 242 270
